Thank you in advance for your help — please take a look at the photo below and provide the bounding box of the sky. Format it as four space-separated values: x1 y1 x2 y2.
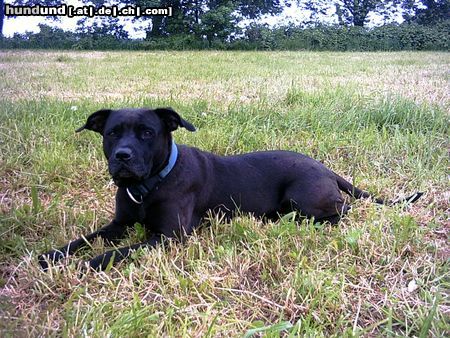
3 0 403 38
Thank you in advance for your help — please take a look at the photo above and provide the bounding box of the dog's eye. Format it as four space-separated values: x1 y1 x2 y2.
142 130 154 139
106 131 117 137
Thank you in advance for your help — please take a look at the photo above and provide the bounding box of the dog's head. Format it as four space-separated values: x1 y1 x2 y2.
76 107 195 186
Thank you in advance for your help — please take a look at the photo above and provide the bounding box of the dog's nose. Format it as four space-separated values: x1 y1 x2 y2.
115 148 133 161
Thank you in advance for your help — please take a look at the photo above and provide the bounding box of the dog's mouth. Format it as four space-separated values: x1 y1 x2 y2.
114 169 136 179
109 163 148 184
111 171 147 188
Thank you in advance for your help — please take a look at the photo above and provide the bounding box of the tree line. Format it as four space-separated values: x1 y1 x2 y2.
0 0 449 51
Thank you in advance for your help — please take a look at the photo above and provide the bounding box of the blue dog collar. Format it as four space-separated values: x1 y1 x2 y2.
126 140 178 204
158 140 178 179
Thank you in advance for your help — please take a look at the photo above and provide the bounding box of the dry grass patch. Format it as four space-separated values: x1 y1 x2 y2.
0 51 448 107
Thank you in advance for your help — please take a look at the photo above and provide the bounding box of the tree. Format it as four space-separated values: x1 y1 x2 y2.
201 4 238 46
234 0 285 18
77 16 129 40
90 0 286 39
27 23 76 48
86 0 198 38
300 0 400 27
402 0 450 24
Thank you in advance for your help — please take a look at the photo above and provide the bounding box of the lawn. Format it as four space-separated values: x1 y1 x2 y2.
0 50 448 336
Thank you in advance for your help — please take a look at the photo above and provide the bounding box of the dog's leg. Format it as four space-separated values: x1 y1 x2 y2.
87 234 165 271
38 220 127 270
315 214 342 225
87 223 199 271
314 204 351 225
88 205 199 271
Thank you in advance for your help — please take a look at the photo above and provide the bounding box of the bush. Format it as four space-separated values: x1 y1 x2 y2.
1 21 448 51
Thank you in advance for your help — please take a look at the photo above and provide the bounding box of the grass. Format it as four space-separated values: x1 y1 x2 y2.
0 50 449 336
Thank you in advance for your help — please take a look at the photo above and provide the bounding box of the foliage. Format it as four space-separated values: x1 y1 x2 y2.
402 0 450 25
201 4 239 46
2 0 449 49
2 0 449 50
86 0 283 41
76 17 129 40
300 0 400 27
2 20 448 51
270 21 450 51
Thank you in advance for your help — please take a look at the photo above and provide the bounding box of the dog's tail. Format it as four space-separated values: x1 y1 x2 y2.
335 174 423 206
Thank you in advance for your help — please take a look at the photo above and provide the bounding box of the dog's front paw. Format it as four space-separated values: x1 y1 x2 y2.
38 250 64 271
88 252 115 272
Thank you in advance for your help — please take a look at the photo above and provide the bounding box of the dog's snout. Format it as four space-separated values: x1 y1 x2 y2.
115 148 133 161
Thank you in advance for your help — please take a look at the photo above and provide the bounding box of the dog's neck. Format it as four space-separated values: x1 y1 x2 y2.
125 139 178 204
157 139 178 178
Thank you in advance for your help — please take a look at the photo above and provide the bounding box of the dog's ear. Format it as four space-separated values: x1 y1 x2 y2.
76 109 112 134
154 107 196 132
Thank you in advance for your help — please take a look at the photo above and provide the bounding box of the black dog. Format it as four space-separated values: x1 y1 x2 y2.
38 108 422 271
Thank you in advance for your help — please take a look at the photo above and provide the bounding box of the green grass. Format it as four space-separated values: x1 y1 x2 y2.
0 50 449 336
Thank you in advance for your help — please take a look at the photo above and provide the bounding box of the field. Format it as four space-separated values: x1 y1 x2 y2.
0 50 448 336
